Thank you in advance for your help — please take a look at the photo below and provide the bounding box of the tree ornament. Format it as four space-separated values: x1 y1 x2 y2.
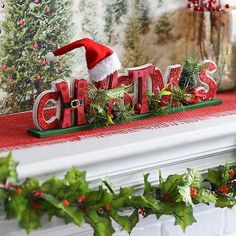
33 42 39 49
22 51 26 56
1 64 7 70
46 52 55 62
42 59 47 65
34 0 39 4
45 6 51 14
29 3 35 9
36 74 41 80
18 19 25 25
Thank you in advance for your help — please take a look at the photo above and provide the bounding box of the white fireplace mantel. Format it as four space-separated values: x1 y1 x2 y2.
1 113 236 236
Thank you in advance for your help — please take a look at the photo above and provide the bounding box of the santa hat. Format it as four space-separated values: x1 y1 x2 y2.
46 38 121 82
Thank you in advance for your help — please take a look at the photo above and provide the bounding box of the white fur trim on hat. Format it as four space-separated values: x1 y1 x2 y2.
88 52 121 82
46 52 55 62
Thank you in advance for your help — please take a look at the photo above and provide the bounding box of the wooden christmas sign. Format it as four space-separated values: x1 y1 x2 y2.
28 39 221 138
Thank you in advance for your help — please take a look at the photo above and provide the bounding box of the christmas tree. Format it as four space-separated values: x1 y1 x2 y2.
104 0 128 43
123 0 151 67
0 0 72 114
80 0 107 43
135 0 151 34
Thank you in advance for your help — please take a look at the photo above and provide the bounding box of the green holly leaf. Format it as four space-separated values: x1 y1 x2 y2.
172 203 196 232
159 170 164 188
207 168 223 187
184 168 202 188
86 210 115 236
86 186 112 208
178 186 193 206
161 174 184 196
0 153 19 183
194 189 216 204
222 162 230 184
22 178 40 194
43 194 84 226
144 174 152 195
64 167 89 193
110 209 139 234
4 198 17 219
160 90 171 96
42 176 66 199
215 195 236 208
112 187 134 209
19 205 41 233
11 194 40 233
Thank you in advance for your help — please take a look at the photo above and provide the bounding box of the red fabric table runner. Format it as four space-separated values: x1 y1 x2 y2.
0 91 236 152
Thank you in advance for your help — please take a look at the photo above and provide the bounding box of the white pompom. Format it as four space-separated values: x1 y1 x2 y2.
46 52 55 62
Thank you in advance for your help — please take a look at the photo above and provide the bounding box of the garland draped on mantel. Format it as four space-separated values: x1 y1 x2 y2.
0 153 235 236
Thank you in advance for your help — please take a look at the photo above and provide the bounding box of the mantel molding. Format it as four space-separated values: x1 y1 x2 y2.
1 113 236 187
1 113 236 236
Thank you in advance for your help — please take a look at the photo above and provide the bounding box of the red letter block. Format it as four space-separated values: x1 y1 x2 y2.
126 64 155 114
56 78 88 128
196 60 217 101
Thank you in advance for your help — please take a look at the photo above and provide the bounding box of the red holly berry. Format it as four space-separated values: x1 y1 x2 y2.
32 202 41 209
77 195 86 203
63 199 70 207
162 194 171 200
138 208 145 216
105 204 112 211
229 169 235 179
97 207 104 215
81 206 88 214
15 187 23 194
219 184 229 195
190 187 198 197
33 190 44 197
225 4 230 9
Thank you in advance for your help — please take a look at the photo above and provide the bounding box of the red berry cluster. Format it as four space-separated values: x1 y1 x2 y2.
138 208 145 217
187 0 230 12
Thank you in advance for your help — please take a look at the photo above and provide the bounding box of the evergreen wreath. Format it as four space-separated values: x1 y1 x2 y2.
0 153 236 235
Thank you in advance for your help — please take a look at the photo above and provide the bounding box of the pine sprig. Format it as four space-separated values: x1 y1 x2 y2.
179 57 203 90
1 154 236 235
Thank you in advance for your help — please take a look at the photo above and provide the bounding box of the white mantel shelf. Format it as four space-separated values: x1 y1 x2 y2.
1 113 236 236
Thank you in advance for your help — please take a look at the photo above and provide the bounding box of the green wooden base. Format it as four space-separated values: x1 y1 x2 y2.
28 98 222 138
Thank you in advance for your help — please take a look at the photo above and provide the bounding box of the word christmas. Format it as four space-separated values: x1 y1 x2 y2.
32 38 217 132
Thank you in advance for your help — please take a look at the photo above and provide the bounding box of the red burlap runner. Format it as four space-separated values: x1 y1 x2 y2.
0 91 236 152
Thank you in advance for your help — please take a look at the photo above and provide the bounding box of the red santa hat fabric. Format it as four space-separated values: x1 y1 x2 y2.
46 38 121 82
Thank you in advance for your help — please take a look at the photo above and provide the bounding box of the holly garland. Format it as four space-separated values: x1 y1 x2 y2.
0 153 236 235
